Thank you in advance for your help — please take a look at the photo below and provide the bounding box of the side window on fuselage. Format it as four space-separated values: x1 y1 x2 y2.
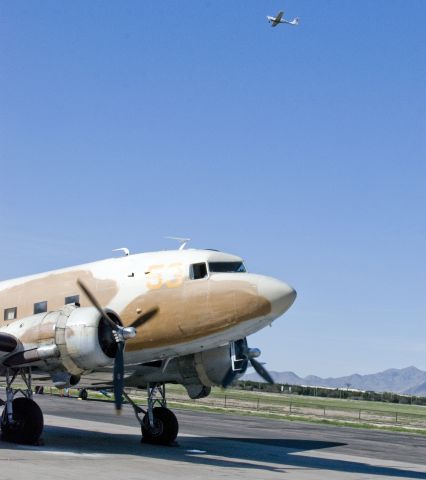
65 295 80 306
190 262 208 280
34 301 47 314
4 307 17 321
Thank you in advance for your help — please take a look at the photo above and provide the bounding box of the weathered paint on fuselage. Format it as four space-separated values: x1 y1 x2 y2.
122 277 271 352
0 249 297 365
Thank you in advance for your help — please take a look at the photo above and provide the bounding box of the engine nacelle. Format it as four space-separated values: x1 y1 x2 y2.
125 343 245 398
2 304 118 375
55 305 117 372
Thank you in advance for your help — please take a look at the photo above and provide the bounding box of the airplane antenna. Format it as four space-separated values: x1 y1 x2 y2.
165 236 191 250
112 247 130 257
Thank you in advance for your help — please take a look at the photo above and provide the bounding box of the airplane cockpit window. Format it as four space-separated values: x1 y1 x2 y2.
208 262 246 273
190 262 208 280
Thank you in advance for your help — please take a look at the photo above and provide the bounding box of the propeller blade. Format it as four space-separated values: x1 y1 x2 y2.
221 367 238 388
250 358 274 384
77 279 119 331
113 341 125 413
77 280 160 414
129 307 159 330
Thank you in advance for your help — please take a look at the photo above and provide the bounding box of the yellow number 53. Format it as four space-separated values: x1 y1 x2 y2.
146 263 184 290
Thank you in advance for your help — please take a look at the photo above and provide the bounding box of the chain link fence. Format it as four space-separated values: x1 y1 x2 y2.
163 390 426 429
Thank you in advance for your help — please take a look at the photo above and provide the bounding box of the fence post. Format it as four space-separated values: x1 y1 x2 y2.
359 410 361 421
257 398 260 411
224 395 227 408
289 402 292 414
323 407 326 417
395 412 398 423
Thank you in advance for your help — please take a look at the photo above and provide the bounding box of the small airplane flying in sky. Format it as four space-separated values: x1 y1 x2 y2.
267 11 300 27
0 244 296 446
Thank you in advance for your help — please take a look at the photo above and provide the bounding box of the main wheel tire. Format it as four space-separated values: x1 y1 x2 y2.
79 389 88 400
141 407 178 445
1 397 44 445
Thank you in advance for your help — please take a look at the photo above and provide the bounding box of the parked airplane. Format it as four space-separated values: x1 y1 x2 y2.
267 11 300 27
0 246 296 445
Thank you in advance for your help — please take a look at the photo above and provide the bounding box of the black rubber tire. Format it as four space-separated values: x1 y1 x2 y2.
1 397 44 445
141 407 178 445
79 389 88 400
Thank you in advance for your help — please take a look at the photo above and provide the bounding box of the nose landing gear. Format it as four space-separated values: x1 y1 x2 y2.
0 368 44 445
124 383 178 446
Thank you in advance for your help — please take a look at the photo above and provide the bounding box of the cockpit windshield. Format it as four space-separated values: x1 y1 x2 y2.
208 262 246 273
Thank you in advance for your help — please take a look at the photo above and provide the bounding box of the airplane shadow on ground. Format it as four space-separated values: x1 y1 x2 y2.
1 425 425 479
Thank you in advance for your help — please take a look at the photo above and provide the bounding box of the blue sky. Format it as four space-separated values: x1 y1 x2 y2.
1 1 425 376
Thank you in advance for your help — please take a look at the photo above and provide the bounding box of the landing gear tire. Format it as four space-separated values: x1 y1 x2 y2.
1 397 44 445
141 407 178 446
79 389 88 400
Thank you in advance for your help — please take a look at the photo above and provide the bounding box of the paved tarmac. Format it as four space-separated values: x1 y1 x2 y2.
1 394 426 479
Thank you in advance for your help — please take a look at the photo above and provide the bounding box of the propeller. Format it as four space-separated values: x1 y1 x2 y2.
249 357 274 384
113 340 125 412
221 338 274 388
77 279 158 413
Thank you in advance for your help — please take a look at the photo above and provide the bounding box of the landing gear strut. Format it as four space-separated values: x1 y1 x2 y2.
124 383 178 446
0 368 44 445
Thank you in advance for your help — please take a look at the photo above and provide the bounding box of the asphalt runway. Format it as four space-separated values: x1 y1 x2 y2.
1 395 426 479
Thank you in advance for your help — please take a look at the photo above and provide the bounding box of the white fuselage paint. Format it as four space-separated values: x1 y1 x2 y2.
0 249 296 377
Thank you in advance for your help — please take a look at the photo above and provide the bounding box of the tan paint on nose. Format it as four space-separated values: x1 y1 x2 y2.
123 280 271 351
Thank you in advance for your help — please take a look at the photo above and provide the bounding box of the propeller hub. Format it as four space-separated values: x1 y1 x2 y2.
112 326 136 344
248 348 261 359
121 327 136 339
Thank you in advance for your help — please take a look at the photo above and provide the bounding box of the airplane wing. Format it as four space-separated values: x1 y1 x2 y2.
275 11 284 23
268 11 284 27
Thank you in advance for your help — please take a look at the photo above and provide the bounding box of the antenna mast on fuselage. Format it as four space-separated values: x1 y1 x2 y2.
165 237 191 250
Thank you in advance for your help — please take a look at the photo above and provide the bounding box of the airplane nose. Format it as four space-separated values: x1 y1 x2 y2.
257 277 297 317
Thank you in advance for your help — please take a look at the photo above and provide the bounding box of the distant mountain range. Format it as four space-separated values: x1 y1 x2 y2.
243 366 426 396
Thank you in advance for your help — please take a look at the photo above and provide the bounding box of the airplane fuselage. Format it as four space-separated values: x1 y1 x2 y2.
0 249 296 366
0 248 297 445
